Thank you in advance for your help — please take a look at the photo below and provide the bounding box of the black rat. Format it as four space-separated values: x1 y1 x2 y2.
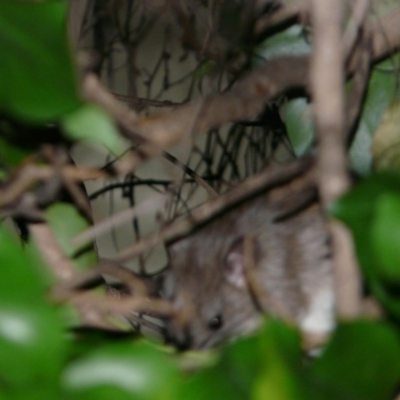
160 168 334 350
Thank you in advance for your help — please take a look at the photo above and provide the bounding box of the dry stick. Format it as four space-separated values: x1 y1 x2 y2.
68 292 174 320
29 251 110 335
346 24 372 144
113 93 184 109
254 0 308 40
77 7 400 266
67 292 174 331
0 164 107 207
370 6 400 62
81 9 400 165
41 145 93 222
53 259 151 297
83 74 217 197
130 9 400 150
134 56 309 148
114 158 313 263
72 193 168 246
311 0 362 319
162 151 219 197
343 0 371 60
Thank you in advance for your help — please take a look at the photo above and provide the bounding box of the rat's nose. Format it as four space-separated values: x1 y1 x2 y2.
165 324 192 351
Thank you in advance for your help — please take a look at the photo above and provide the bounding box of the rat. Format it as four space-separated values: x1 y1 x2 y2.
159 169 334 350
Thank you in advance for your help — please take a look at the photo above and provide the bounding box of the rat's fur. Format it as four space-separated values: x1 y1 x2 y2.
161 177 334 350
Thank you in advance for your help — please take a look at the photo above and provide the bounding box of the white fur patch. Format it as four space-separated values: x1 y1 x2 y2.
225 252 246 289
300 289 335 334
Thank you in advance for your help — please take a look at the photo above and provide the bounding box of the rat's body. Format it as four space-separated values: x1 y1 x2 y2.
161 174 334 350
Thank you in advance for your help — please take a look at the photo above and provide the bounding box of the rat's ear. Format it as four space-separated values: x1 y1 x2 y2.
223 237 247 289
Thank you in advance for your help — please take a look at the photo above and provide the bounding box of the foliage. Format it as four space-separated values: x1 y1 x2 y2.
1 1 400 400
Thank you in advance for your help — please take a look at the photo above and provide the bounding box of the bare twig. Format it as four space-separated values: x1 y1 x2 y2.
113 158 314 262
67 292 174 321
343 0 371 60
0 164 107 207
311 0 348 203
134 56 309 148
114 93 184 109
79 8 400 166
311 0 362 318
346 24 372 145
72 193 168 246
370 6 400 62
255 1 308 40
41 145 93 221
162 147 219 198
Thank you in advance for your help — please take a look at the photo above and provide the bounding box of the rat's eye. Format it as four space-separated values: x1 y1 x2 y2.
208 314 223 330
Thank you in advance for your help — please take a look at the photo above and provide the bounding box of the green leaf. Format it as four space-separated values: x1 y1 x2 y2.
0 135 30 167
331 173 400 317
62 104 123 155
349 55 399 175
371 193 400 282
0 304 65 390
0 225 66 393
361 57 399 137
252 321 309 400
45 203 97 271
283 98 314 157
0 225 46 302
254 25 311 62
310 321 400 400
179 363 247 400
179 320 308 400
62 340 180 400
0 1 81 122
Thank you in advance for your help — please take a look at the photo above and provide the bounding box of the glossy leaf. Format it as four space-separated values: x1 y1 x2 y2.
0 225 46 302
62 340 180 400
0 226 66 392
255 25 310 62
0 304 65 388
332 173 400 233
252 321 309 400
332 173 400 316
349 55 399 175
283 98 314 157
62 104 123 155
179 320 308 400
360 58 398 139
310 321 400 400
179 364 247 400
371 193 400 282
0 1 80 122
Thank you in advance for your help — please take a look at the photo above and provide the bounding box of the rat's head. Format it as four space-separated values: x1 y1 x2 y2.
160 233 262 350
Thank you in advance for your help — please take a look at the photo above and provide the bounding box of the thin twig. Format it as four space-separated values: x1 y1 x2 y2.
80 8 400 166
113 158 313 262
311 0 362 319
72 193 168 246
255 0 308 40
343 0 371 60
0 164 107 207
346 24 372 145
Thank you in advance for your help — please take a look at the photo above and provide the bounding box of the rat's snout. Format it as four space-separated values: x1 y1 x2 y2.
164 320 192 351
